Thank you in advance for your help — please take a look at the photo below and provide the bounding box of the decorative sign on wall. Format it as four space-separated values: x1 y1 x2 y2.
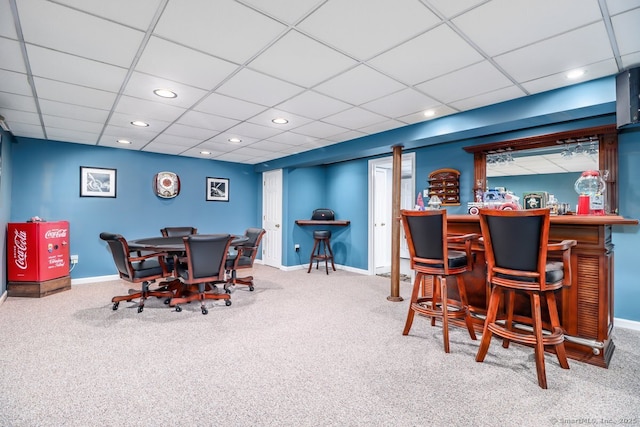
154 171 180 198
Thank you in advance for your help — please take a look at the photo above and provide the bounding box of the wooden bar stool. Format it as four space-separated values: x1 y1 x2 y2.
307 230 336 274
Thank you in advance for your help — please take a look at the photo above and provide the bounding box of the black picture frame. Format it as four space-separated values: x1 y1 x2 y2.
80 166 117 198
206 177 229 202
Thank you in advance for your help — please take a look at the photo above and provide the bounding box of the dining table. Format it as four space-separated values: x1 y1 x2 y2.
127 234 250 307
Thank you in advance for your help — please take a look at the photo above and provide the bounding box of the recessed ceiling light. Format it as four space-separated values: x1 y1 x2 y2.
153 89 177 98
566 69 585 80
200 150 211 155
272 117 288 124
130 120 149 127
228 137 242 143
117 139 131 144
423 110 436 118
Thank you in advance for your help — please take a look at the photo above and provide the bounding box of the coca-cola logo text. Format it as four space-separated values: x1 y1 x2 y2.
45 229 68 239
13 229 28 270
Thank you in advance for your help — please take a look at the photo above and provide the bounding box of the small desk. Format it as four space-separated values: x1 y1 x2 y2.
295 220 350 226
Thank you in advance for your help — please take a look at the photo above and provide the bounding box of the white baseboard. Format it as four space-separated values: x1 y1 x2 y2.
614 317 640 332
71 274 119 285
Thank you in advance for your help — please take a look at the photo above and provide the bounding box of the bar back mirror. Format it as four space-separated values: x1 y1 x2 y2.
463 125 618 214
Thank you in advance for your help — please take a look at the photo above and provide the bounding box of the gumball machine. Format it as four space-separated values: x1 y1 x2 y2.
574 170 606 215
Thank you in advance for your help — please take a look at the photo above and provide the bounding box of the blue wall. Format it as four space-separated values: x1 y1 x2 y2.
9 139 260 278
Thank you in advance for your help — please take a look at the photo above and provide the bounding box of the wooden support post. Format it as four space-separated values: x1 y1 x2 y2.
388 144 403 302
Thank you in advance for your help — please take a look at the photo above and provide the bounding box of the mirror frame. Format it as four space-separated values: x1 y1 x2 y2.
463 124 619 214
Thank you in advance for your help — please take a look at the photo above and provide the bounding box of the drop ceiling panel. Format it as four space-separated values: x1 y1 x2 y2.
368 25 485 85
216 68 304 107
39 100 109 124
611 8 640 56
0 0 17 38
0 92 37 112
225 121 282 140
298 0 441 60
162 123 218 140
17 1 144 67
322 107 389 130
176 110 239 132
26 45 127 92
521 59 618 94
114 96 187 123
449 85 525 111
452 0 603 56
275 90 351 120
194 93 267 121
239 0 323 24
0 70 31 96
53 0 166 31
494 23 613 82
247 109 313 131
416 61 513 104
154 0 287 64
123 72 208 108
0 38 27 73
314 65 405 105
249 30 357 88
288 120 349 139
426 0 487 18
135 37 239 90
142 141 190 155
606 0 640 15
33 77 117 110
362 88 439 118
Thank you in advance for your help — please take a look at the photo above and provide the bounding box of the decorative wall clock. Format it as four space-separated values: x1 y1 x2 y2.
154 171 180 198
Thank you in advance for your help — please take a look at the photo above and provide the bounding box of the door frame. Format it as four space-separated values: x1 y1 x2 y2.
367 152 415 275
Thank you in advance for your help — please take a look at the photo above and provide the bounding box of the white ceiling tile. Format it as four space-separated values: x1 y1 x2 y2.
17 0 144 67
135 37 239 90
216 68 304 107
247 139 295 152
226 121 282 140
288 120 349 139
611 8 640 57
362 89 439 118
369 25 484 85
449 85 526 111
452 0 602 56
266 131 320 146
99 134 151 150
276 90 351 120
621 52 640 69
0 92 37 112
163 123 218 140
416 61 513 104
9 123 44 139
494 23 613 82
45 127 99 144
426 0 487 18
152 133 201 147
249 30 357 87
247 108 313 131
216 151 258 163
176 110 239 132
314 65 405 105
179 146 228 159
53 0 165 31
239 0 323 24
0 38 27 73
521 59 618 94
194 93 267 121
107 112 169 135
42 115 103 133
0 0 17 39
26 45 127 92
397 105 457 124
0 108 40 126
358 119 406 135
142 141 189 155
322 107 389 130
606 0 640 15
115 95 186 123
208 132 259 146
154 0 286 64
298 0 441 59
39 100 109 124
196 140 238 153
33 77 117 110
0 70 30 96
123 72 208 108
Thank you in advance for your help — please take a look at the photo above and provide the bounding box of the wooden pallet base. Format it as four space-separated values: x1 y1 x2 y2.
8 276 71 298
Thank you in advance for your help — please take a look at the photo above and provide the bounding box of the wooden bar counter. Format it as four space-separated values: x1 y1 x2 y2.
446 214 638 368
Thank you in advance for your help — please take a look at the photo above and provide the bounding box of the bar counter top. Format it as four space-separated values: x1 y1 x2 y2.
448 214 638 226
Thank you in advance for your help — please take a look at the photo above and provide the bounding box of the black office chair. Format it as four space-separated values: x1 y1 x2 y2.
160 227 198 237
170 234 234 315
400 209 478 353
226 227 266 291
476 208 576 389
99 232 174 313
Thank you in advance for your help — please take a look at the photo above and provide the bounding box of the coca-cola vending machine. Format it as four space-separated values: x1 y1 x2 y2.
7 221 71 297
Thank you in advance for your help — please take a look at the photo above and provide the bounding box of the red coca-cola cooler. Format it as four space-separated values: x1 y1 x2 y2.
7 221 71 297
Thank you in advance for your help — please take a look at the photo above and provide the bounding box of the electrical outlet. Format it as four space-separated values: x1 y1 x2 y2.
294 244 300 252
70 254 79 264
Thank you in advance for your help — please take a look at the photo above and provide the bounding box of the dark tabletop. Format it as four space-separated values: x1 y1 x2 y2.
128 234 248 252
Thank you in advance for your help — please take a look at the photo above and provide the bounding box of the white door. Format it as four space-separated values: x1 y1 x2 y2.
262 169 282 268
374 167 391 273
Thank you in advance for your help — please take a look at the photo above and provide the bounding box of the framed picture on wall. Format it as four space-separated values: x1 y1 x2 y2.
80 166 117 198
206 177 229 202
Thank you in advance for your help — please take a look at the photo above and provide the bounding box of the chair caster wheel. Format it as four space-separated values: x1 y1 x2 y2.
249 286 254 291
137 306 144 313
202 307 208 315
225 300 232 306
175 306 182 312
112 302 119 311
164 298 171 304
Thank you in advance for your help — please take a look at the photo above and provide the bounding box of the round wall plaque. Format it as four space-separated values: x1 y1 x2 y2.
154 171 180 198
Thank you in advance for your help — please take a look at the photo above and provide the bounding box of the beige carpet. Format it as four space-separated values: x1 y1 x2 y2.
0 265 638 427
